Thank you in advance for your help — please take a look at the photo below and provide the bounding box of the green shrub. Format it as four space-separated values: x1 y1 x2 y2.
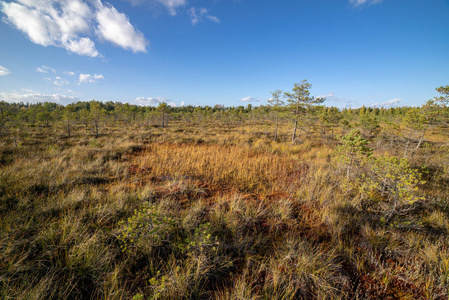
358 156 426 222
117 203 176 253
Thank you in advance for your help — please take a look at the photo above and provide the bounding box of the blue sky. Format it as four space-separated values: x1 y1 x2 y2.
0 0 448 108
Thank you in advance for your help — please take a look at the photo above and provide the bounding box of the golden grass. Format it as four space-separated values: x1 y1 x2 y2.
130 143 306 195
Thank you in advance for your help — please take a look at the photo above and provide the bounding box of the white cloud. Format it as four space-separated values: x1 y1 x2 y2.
316 92 335 99
0 65 10 75
53 76 69 86
44 76 68 86
189 7 219 25
371 98 402 108
206 15 220 24
125 0 186 16
1 0 147 57
157 0 187 16
36 65 56 73
96 1 147 53
63 71 75 76
134 96 177 107
314 92 361 108
1 0 99 57
0 90 79 104
64 37 99 57
240 96 261 103
350 0 383 7
188 7 199 25
79 73 104 84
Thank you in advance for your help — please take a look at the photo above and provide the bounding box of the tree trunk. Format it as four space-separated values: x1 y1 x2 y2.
94 120 99 138
403 131 412 157
274 113 279 142
415 127 427 150
67 123 71 138
274 123 278 142
291 119 297 143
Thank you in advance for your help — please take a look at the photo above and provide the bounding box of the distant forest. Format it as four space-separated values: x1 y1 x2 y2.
1 83 448 146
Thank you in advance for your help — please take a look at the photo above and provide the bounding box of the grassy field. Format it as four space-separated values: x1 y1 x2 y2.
1 121 448 299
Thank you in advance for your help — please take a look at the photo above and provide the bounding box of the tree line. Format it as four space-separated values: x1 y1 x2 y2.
0 81 447 149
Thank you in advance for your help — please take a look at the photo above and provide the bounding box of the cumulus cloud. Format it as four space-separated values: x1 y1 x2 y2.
240 96 261 103
350 0 383 7
1 0 147 57
134 96 177 107
189 7 219 25
0 65 10 75
371 98 402 108
79 73 104 84
64 37 99 57
0 90 79 104
96 1 147 53
36 65 56 73
1 0 99 57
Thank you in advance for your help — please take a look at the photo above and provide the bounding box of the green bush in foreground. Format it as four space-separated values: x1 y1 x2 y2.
338 130 426 223
117 203 176 253
359 155 426 223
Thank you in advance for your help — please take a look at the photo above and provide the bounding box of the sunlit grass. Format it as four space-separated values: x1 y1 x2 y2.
0 121 448 299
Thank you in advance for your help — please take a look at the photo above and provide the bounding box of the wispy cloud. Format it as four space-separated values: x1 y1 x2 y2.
1 0 147 57
121 0 218 24
36 65 56 73
0 65 10 76
316 92 335 100
240 96 261 103
0 90 79 104
157 0 187 15
46 76 69 86
134 96 177 107
315 92 361 108
189 7 219 25
124 0 187 16
79 73 104 84
350 0 383 7
206 15 220 24
371 98 402 108
63 71 75 76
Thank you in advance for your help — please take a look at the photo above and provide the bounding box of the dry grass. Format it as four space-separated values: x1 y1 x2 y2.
0 121 448 299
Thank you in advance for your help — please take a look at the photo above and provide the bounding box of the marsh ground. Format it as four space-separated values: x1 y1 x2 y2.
1 121 448 299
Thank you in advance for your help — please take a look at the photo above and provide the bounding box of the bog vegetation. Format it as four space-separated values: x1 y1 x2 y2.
0 82 448 299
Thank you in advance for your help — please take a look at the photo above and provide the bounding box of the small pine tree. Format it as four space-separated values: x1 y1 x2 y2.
337 129 372 179
267 89 284 142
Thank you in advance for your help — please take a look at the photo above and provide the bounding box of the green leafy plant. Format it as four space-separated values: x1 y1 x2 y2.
180 222 219 256
117 203 176 253
358 156 426 222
